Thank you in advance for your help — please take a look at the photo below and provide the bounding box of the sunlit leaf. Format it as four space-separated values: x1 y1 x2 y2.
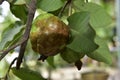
0 21 23 50
73 2 112 28
12 67 46 80
10 4 28 24
14 0 26 5
0 59 9 77
5 27 24 47
87 37 112 64
37 0 64 12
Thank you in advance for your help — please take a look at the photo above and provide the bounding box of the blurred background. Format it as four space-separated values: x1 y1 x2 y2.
0 0 120 80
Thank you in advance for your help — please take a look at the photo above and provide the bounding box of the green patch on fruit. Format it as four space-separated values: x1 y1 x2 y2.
31 13 54 32
35 13 54 22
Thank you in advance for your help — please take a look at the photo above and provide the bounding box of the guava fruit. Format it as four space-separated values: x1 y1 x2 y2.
30 13 69 60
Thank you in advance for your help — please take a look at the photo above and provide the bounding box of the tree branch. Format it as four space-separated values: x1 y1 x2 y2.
0 38 27 61
16 0 37 69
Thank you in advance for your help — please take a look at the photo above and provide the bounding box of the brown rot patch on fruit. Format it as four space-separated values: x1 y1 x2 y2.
30 14 69 57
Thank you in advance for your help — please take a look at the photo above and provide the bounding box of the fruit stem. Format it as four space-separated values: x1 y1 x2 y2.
38 55 48 62
58 0 72 18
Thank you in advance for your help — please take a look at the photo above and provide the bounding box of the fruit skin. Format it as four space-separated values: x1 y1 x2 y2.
30 13 69 57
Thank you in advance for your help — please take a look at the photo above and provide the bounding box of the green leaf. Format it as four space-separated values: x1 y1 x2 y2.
24 0 31 4
5 27 24 47
67 12 98 53
73 0 85 11
0 21 23 50
37 0 64 12
87 37 112 64
10 4 28 24
67 34 98 53
68 12 90 30
60 48 85 63
46 56 55 68
13 0 26 5
12 67 46 80
73 2 112 28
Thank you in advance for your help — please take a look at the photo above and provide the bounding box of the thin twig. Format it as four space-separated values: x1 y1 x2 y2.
4 57 18 80
68 2 72 16
16 0 37 69
58 0 72 17
0 38 27 61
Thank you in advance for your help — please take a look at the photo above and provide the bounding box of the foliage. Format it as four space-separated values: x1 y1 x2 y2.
12 67 46 80
0 0 113 79
67 12 98 53
0 21 24 50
